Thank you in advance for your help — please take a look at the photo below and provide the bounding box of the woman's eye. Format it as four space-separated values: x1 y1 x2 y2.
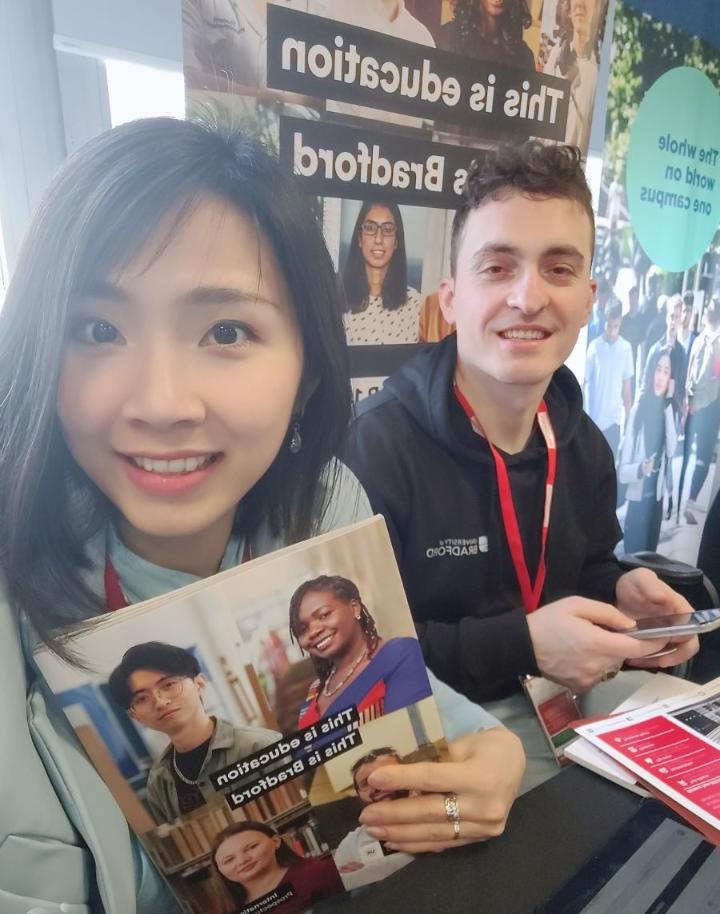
72 319 122 345
74 319 120 344
201 321 253 347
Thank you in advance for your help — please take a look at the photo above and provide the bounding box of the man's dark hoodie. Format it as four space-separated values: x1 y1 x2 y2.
344 335 624 704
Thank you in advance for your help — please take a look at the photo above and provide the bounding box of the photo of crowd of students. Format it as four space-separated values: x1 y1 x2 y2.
289 575 432 727
588 281 720 547
108 642 280 824
341 201 423 346
678 298 720 525
211 820 344 914
587 284 720 538
586 139 720 554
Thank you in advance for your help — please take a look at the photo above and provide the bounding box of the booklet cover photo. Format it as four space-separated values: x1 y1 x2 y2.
35 517 445 914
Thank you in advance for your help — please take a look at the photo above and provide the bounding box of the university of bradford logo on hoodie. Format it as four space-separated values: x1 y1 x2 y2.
425 536 489 559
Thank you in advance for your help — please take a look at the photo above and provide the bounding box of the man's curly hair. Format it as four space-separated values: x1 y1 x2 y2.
450 141 595 274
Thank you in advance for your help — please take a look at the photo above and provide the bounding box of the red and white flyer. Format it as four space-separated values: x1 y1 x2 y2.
575 680 720 842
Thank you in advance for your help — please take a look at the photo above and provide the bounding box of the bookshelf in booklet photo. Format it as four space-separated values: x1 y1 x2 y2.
36 517 445 914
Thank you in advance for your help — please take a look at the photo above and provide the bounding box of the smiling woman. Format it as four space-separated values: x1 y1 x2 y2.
439 0 534 68
289 575 432 726
341 201 421 345
57 195 305 576
211 821 344 914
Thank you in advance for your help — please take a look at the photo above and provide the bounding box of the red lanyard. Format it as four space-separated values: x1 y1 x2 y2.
104 558 128 611
103 541 253 612
454 385 557 614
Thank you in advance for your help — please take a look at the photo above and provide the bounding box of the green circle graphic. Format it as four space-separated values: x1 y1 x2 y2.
626 67 720 272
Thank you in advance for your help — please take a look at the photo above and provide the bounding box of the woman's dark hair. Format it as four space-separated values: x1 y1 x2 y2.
288 575 380 692
108 642 200 709
341 201 408 314
451 0 532 55
211 821 302 906
451 141 595 274
633 347 673 450
0 117 351 656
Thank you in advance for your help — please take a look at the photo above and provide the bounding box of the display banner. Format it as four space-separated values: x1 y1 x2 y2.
278 116 482 207
183 0 611 391
266 6 570 138
588 0 720 566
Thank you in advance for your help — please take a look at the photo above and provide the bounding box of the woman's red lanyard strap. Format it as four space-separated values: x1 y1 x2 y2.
104 558 128 611
454 384 557 614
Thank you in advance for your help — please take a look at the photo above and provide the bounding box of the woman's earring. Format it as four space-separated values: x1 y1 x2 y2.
289 419 302 455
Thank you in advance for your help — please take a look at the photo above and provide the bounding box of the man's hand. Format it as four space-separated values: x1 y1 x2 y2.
616 568 699 669
357 729 525 853
527 596 672 694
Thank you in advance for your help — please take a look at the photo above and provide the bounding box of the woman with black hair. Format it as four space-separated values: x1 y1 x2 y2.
212 821 344 914
289 576 431 726
342 202 421 345
618 349 678 553
439 0 534 69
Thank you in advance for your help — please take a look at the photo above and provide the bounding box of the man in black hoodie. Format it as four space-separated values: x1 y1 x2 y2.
345 144 696 772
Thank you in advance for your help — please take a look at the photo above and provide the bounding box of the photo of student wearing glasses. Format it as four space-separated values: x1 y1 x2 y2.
341 200 423 346
108 641 279 824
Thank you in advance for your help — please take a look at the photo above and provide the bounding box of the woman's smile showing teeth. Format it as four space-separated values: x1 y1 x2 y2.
121 452 224 496
313 633 334 651
128 454 217 475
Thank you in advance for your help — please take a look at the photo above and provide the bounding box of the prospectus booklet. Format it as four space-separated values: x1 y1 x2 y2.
36 517 444 914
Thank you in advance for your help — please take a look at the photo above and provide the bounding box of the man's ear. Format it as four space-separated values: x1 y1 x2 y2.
438 278 456 325
194 673 207 694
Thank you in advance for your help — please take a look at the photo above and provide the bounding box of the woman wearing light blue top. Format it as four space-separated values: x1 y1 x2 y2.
0 117 524 914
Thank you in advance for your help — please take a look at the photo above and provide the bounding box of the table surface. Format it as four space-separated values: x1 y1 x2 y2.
321 766 644 914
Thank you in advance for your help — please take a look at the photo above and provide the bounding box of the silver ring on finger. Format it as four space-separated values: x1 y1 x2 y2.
444 791 461 840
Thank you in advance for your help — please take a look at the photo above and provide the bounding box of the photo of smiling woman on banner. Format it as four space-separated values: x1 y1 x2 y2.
342 201 422 346
439 0 535 68
212 820 344 914
289 575 431 727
